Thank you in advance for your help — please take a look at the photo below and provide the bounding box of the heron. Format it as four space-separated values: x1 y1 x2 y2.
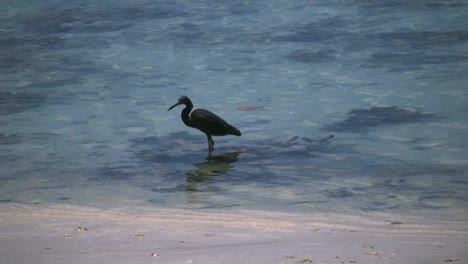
168 96 241 153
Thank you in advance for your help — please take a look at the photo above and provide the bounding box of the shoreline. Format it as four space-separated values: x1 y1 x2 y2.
1 203 466 263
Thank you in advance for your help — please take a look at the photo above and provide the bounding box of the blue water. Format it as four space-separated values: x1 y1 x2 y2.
1 0 467 221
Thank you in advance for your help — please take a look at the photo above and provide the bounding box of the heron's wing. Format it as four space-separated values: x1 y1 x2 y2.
190 109 240 135
191 109 230 127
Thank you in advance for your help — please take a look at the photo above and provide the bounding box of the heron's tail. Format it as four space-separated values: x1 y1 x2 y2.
229 125 241 136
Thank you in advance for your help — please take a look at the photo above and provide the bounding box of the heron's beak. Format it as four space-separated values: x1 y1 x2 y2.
168 102 182 111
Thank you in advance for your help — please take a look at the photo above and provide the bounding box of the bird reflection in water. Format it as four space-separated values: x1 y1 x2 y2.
186 151 241 193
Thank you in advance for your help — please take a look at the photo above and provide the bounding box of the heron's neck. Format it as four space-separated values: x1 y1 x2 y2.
181 103 193 127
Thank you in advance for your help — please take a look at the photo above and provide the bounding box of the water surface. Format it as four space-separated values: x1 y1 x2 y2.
1 0 467 221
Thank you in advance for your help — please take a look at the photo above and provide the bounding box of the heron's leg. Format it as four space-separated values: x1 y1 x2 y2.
210 136 215 148
206 134 214 152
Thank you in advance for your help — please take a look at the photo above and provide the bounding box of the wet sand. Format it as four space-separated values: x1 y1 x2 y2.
0 203 466 264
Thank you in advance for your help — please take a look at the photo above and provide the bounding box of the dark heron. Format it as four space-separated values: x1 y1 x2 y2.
168 96 241 152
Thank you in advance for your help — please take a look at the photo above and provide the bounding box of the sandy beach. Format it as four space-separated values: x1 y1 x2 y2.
0 203 466 264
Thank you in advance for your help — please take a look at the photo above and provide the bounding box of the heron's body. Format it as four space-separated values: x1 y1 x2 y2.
169 96 241 152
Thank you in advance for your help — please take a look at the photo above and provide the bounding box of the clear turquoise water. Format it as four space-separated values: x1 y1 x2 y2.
1 0 467 220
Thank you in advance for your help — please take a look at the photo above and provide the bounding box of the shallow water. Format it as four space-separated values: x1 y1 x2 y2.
1 0 467 221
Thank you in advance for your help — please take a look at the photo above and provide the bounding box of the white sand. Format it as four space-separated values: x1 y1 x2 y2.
0 203 466 264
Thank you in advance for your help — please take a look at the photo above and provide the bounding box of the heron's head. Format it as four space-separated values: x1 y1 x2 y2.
168 96 192 111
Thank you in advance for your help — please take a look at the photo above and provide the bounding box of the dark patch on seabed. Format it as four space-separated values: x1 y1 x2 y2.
322 106 442 133
97 165 137 180
365 52 468 69
272 18 349 43
286 49 336 64
0 133 22 145
125 131 336 194
125 132 337 196
0 91 46 116
129 132 203 163
355 0 468 9
361 30 468 71
21 3 188 34
129 132 335 165
368 31 468 49
323 187 354 198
